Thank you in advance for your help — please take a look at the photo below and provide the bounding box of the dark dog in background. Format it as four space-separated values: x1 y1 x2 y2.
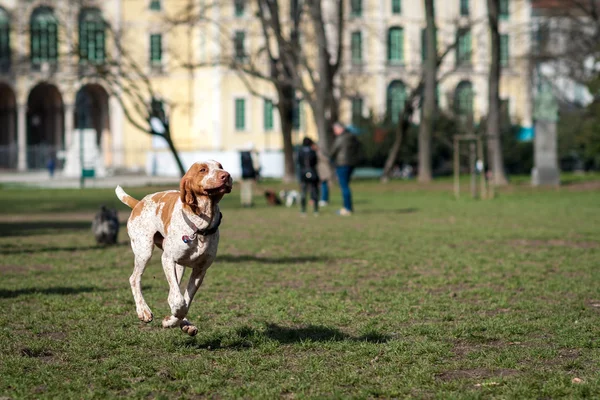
264 190 282 206
92 205 119 245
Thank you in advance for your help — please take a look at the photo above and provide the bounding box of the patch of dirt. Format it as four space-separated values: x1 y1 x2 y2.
436 368 519 381
37 331 67 340
586 300 600 311
452 339 506 358
0 264 52 273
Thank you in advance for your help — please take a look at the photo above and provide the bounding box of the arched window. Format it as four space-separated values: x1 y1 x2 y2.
387 26 404 63
31 7 58 67
455 81 473 118
387 80 407 124
79 8 105 64
0 8 10 72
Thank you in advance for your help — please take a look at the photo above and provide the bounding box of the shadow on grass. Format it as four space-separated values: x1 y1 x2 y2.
0 285 104 299
0 242 129 255
217 255 329 264
182 323 391 351
358 207 419 215
0 221 93 237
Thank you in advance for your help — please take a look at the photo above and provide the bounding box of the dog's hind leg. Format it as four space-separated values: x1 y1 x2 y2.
129 235 155 323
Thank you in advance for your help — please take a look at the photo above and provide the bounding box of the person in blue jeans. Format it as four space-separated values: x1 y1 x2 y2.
329 122 359 216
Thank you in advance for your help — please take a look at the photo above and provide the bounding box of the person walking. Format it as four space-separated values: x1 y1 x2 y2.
330 122 359 216
240 144 260 207
316 143 332 207
297 137 320 216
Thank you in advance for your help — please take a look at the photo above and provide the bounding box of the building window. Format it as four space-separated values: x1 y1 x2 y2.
31 7 58 67
455 81 473 118
351 31 362 64
460 0 469 16
292 98 302 130
351 97 363 124
150 0 161 11
499 0 509 20
150 34 162 67
392 0 401 14
234 31 245 62
235 98 245 131
0 8 9 72
290 0 299 21
500 33 509 67
387 80 407 124
234 0 244 17
79 8 105 64
456 28 471 66
387 27 404 64
264 99 274 131
350 0 362 17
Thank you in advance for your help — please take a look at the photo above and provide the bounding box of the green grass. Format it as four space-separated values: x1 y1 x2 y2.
1 179 599 399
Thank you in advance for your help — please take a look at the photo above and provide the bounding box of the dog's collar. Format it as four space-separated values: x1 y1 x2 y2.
181 210 222 243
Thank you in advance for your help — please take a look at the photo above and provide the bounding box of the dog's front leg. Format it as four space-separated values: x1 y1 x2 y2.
161 254 187 328
176 267 209 336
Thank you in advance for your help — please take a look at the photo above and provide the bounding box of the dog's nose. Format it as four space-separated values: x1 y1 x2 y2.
219 172 231 182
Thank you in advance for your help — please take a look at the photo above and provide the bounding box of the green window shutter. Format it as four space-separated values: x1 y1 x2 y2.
150 0 161 11
234 0 244 17
457 28 471 66
387 81 406 124
351 0 362 17
79 9 105 64
292 99 302 130
235 99 245 130
391 0 401 14
264 99 274 131
455 81 473 117
31 8 58 65
499 0 509 20
0 9 8 67
351 97 363 125
150 34 162 64
460 0 469 16
351 31 362 63
500 34 509 67
234 31 245 62
388 27 404 63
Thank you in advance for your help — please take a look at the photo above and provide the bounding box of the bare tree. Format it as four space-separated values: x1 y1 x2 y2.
486 0 508 185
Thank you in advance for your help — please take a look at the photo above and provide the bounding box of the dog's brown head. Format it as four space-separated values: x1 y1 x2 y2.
180 161 233 207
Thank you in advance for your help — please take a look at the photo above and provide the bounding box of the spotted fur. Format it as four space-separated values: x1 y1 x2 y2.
115 160 232 336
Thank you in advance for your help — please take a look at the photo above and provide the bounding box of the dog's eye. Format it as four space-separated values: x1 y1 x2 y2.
200 168 207 173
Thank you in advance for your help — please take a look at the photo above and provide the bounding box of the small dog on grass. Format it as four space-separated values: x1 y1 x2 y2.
115 161 232 336
92 205 119 245
279 190 299 208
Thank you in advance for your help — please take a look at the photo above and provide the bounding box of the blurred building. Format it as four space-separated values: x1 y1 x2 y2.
0 0 534 175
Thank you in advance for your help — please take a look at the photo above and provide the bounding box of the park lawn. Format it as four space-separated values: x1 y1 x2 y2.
0 179 599 399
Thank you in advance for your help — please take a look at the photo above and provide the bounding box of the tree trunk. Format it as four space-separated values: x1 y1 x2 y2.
418 0 437 183
381 109 409 182
163 132 187 177
277 89 296 183
487 0 508 185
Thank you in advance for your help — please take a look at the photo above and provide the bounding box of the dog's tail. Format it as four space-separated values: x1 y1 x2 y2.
115 185 139 209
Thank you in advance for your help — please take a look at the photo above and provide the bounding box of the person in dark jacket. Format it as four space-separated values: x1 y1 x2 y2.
330 122 358 216
240 144 260 207
297 137 320 215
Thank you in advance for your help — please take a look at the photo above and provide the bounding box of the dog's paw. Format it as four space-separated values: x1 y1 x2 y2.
137 309 154 323
180 320 198 336
162 315 181 328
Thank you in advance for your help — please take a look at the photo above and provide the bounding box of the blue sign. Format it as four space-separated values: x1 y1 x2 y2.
517 126 534 142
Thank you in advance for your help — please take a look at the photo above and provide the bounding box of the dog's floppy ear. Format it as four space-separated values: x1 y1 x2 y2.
180 177 196 206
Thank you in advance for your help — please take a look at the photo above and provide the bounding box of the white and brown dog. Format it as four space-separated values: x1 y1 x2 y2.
115 161 232 336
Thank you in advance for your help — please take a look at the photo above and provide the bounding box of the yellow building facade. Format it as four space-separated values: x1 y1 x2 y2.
0 0 532 174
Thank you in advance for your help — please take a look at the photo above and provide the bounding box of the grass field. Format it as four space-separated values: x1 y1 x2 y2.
1 178 599 399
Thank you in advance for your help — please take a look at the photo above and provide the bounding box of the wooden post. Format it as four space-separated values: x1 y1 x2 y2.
453 136 460 199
